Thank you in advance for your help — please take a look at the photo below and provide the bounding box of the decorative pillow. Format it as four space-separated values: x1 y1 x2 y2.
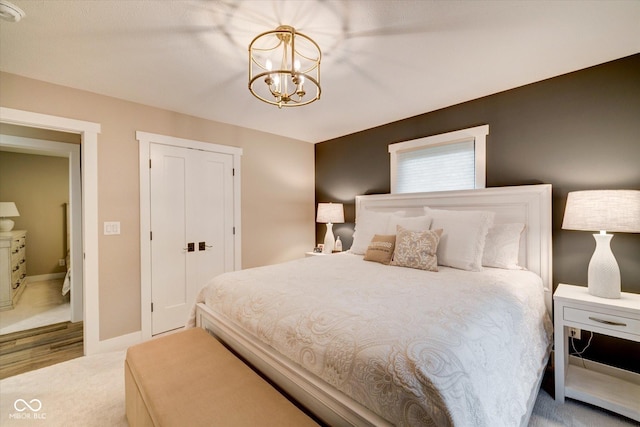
390 226 442 271
350 210 405 255
386 215 432 234
482 223 525 269
424 207 495 271
364 234 397 265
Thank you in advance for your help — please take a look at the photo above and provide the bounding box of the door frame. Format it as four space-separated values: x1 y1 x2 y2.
137 131 242 341
0 134 83 324
0 107 101 355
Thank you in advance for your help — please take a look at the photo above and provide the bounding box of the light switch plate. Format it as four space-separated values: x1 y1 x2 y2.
104 221 121 235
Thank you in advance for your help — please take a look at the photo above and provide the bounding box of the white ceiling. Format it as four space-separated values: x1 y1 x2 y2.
1 1 639 143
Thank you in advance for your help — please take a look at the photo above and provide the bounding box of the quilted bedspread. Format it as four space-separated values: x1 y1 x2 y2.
192 253 552 426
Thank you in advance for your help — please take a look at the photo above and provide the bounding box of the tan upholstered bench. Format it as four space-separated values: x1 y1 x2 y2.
125 328 320 427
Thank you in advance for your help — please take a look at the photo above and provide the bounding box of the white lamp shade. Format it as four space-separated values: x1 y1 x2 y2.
316 203 344 224
562 190 640 233
0 202 20 218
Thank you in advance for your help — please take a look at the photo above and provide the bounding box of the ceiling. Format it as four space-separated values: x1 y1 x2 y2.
1 1 639 143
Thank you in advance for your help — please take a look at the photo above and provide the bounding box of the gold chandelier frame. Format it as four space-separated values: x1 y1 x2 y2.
249 25 321 108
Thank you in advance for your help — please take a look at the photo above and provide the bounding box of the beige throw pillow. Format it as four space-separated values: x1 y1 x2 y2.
364 234 396 265
391 226 443 271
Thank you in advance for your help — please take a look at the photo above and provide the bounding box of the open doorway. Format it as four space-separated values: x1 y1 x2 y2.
0 106 101 356
0 127 81 334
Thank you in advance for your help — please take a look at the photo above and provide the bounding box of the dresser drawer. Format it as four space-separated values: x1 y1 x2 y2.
12 262 26 286
564 306 640 337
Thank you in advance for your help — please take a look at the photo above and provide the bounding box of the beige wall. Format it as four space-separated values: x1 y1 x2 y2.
0 151 69 276
0 72 315 341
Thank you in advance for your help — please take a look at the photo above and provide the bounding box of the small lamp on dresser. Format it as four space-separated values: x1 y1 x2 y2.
562 189 640 298
316 203 344 254
0 202 20 232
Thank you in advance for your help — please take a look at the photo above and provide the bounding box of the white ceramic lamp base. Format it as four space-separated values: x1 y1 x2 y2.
587 233 621 299
0 218 15 232
323 223 335 254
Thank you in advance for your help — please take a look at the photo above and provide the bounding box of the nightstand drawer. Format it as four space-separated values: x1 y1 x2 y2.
564 306 640 337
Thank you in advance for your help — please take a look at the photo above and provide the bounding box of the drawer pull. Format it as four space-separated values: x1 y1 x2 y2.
588 316 627 327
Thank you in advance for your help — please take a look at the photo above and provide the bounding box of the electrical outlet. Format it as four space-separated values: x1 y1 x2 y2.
58 259 66 266
569 327 581 340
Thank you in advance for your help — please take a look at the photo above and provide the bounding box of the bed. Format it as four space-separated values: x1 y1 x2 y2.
191 184 553 427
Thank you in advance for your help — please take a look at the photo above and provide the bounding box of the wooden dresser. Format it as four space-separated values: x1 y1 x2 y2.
0 230 27 311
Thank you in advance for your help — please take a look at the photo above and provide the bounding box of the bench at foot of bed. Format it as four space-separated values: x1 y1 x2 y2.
125 328 320 427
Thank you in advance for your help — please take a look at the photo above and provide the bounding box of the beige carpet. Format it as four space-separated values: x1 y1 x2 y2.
0 351 127 426
0 350 636 426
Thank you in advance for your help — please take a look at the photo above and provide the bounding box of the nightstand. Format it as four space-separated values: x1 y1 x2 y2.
553 283 640 422
305 251 326 257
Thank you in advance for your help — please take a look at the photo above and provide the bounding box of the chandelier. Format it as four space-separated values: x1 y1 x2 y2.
248 25 321 108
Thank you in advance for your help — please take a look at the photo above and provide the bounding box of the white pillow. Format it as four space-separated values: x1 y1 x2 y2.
482 223 525 269
387 215 432 234
350 210 405 255
424 207 495 271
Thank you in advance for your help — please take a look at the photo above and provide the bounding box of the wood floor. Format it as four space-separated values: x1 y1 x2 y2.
0 321 83 379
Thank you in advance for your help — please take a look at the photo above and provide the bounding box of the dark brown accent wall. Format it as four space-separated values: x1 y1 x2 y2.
315 53 640 373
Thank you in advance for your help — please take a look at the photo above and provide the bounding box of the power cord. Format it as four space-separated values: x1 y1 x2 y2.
570 331 594 369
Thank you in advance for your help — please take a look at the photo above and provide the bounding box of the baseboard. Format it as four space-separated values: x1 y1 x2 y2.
91 330 143 355
27 272 66 282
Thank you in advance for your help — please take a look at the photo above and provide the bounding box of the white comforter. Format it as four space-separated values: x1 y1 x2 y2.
192 253 552 427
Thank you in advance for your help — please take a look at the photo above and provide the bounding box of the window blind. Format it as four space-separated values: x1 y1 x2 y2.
395 139 475 193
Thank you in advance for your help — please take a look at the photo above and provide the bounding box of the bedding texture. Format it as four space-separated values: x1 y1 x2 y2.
191 253 552 427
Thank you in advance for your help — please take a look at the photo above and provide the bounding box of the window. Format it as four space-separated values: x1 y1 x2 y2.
389 125 488 194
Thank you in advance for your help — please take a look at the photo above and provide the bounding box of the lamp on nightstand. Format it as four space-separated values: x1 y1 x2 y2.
0 202 20 231
562 190 640 299
316 203 344 254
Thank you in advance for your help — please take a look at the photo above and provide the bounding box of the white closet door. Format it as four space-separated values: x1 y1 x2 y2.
193 154 234 291
150 143 233 335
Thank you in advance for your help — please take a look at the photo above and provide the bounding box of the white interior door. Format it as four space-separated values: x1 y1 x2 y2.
150 143 233 335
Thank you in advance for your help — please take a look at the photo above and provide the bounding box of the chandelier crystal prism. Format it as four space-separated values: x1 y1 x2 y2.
249 25 321 108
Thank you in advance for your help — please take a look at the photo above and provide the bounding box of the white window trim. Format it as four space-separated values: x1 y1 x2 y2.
388 124 489 193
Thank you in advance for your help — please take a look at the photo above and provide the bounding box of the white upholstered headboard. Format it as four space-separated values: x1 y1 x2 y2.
355 184 553 312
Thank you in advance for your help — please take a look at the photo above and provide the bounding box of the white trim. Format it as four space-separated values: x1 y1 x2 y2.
136 131 243 156
137 131 242 342
389 124 489 193
0 134 83 323
0 108 100 134
0 107 101 355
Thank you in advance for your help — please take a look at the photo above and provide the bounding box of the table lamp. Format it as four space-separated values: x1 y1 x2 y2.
316 203 344 254
0 202 20 231
562 190 640 298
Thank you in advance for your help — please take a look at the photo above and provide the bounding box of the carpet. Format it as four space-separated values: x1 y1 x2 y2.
0 351 637 426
